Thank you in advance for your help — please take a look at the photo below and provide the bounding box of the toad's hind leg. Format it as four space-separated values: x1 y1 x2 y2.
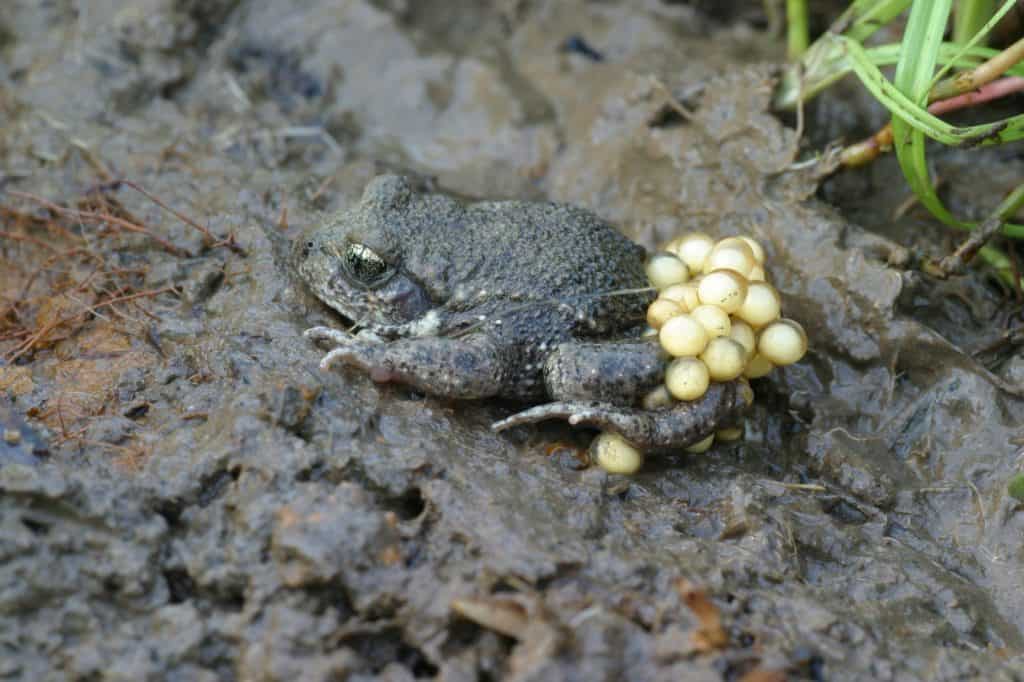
543 340 666 407
492 381 748 450
309 333 508 400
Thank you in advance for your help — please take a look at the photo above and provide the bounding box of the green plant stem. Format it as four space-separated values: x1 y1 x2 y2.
953 0 996 45
787 0 809 59
932 34 1024 99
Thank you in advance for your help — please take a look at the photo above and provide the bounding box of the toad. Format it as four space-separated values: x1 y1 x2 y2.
296 175 746 450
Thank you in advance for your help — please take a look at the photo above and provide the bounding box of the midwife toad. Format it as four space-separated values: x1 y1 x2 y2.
296 175 746 449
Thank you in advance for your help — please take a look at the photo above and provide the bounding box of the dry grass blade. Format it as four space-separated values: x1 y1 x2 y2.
117 180 247 255
675 578 728 651
4 286 177 363
7 190 189 256
451 596 531 639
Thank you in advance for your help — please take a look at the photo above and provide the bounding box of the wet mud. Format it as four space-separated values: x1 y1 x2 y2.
2 2 1024 680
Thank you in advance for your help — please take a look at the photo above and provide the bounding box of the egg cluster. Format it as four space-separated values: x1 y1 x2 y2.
645 233 806 405
592 233 808 475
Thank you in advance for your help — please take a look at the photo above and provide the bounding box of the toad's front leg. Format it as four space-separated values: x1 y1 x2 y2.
305 328 507 399
492 381 749 450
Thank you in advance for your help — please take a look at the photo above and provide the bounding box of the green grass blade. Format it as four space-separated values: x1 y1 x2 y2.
933 0 1016 88
894 1 966 236
787 0 809 59
841 33 1024 236
841 0 912 42
775 40 1024 111
953 0 996 45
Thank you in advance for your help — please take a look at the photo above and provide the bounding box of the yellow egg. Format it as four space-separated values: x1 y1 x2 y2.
665 357 710 401
716 425 744 441
738 378 755 405
642 385 675 410
699 337 747 381
592 432 643 474
748 265 767 282
690 304 731 338
739 236 766 264
703 240 756 277
646 299 684 329
758 319 808 366
743 352 774 378
646 252 690 290
659 314 709 357
736 282 781 328
697 269 748 314
676 233 716 272
728 319 756 359
686 433 714 453
659 283 701 312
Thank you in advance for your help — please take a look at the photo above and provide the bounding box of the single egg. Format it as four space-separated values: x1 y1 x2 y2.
642 385 675 410
716 425 744 441
758 319 808 366
703 240 756 277
739 236 766 264
676 233 716 272
700 337 747 381
592 432 644 474
660 283 701 312
728 319 757 359
690 304 731 338
665 357 710 401
647 298 684 329
738 378 755 406
659 314 709 357
646 252 690 290
736 282 781 328
697 269 748 314
743 352 774 379
686 433 715 453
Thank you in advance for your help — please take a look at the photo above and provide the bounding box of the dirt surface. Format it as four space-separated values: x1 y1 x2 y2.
3 2 1024 680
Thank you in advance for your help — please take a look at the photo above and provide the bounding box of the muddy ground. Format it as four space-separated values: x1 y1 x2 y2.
2 1 1024 680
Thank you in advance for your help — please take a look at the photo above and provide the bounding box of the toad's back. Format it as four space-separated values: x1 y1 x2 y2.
428 198 654 339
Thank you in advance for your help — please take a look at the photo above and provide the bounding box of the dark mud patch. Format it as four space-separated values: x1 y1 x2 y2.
3 1 1024 680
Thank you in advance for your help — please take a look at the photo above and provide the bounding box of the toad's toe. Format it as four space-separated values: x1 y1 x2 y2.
305 326 352 346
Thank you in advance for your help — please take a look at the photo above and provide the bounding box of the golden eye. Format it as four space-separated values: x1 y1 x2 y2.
343 243 392 286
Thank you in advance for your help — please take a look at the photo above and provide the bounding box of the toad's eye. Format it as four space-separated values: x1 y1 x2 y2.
343 242 392 287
